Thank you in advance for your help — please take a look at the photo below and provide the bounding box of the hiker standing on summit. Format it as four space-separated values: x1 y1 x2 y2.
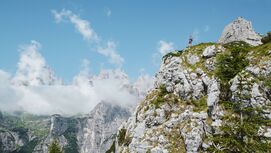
188 35 193 47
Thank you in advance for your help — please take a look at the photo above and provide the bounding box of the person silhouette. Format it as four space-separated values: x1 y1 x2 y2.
188 35 193 47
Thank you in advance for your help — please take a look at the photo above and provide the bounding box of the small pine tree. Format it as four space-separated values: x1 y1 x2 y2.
215 42 250 101
261 32 271 44
48 139 63 153
209 102 271 152
208 75 271 152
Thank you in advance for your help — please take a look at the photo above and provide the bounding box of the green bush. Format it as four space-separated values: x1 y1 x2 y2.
261 32 271 44
215 41 250 101
159 84 169 96
209 76 271 152
208 101 271 152
118 128 127 145
48 139 63 153
151 84 171 108
216 41 250 82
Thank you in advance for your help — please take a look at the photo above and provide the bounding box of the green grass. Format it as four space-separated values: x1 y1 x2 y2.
165 128 186 153
1 113 50 138
191 96 208 112
249 42 271 63
163 50 184 59
150 85 169 108
163 42 216 59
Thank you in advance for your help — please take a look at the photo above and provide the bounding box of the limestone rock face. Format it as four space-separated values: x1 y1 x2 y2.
50 114 68 136
0 131 25 152
218 17 262 46
77 101 131 153
33 115 68 153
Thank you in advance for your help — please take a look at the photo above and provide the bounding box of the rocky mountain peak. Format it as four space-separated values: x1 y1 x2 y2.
88 101 130 119
218 17 262 46
50 114 67 136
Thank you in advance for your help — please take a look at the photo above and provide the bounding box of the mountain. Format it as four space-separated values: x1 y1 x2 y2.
114 17 271 152
0 102 131 153
0 111 50 153
32 101 131 153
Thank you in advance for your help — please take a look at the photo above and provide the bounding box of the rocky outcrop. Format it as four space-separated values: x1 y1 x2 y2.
116 39 271 152
218 17 262 46
116 44 218 152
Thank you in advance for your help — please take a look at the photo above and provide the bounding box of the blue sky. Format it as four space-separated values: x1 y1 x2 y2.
1 0 271 82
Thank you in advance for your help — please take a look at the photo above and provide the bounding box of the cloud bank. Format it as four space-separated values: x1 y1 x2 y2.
52 9 124 67
0 41 153 116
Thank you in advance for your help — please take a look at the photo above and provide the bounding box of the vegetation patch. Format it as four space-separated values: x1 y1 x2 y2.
163 42 215 59
249 42 271 63
165 128 186 152
48 139 63 153
216 41 250 82
208 100 271 152
163 50 184 59
2 113 50 138
261 32 271 44
215 41 250 101
150 85 170 108
191 96 208 112
209 75 271 152
105 141 116 153
117 128 131 146
149 84 182 109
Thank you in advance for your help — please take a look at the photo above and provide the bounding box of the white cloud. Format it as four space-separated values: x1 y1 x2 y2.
52 9 99 42
204 25 210 32
158 40 174 56
192 29 199 42
105 8 112 17
133 73 154 100
97 41 124 66
52 9 124 67
0 70 22 113
0 41 152 116
12 40 62 86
